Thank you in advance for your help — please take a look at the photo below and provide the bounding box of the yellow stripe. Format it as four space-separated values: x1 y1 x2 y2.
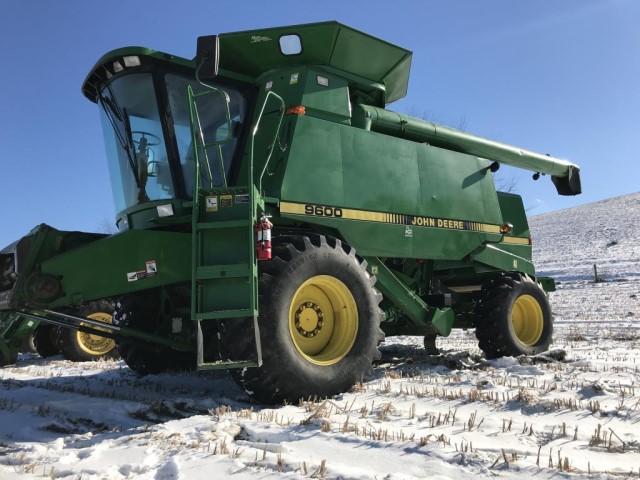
279 201 503 235
501 236 530 245
343 208 388 223
478 224 502 234
280 202 306 215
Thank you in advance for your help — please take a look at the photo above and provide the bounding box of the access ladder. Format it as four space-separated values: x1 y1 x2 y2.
188 85 262 370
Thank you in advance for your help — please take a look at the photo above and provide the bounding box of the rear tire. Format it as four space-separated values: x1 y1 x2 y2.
475 274 552 358
55 301 118 362
113 290 194 375
33 324 59 358
221 235 384 404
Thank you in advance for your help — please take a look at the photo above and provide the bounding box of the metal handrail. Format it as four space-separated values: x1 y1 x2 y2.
187 61 235 190
188 85 231 189
250 91 286 193
194 61 233 146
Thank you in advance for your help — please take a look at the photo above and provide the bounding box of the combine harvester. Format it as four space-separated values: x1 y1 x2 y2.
0 22 581 402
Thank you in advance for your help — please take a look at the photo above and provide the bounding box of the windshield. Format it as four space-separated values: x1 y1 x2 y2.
99 73 174 212
165 74 246 193
99 70 248 213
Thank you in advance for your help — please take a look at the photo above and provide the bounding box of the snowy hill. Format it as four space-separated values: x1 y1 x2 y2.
531 192 640 325
1 194 640 479
531 191 640 283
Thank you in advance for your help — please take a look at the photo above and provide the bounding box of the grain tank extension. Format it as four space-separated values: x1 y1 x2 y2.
0 22 581 403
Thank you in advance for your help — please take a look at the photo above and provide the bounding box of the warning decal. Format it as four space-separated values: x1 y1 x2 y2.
127 260 159 282
205 196 218 212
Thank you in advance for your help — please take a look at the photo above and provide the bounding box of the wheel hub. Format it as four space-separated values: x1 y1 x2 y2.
288 275 359 366
510 294 544 346
294 302 324 337
76 312 116 356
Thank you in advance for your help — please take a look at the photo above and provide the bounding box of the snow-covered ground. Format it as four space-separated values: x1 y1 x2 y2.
1 193 639 479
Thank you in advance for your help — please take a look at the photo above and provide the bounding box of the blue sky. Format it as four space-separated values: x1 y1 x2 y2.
1 0 639 247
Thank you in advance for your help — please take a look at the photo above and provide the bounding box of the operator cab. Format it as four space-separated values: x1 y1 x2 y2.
82 50 248 219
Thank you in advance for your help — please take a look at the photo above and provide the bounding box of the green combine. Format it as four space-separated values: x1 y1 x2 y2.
0 22 581 403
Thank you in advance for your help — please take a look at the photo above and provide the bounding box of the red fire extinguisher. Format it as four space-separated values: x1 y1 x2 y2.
255 214 273 261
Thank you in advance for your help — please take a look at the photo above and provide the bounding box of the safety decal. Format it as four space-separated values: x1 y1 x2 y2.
205 196 219 212
220 194 233 208
127 260 159 282
235 193 249 204
145 260 157 274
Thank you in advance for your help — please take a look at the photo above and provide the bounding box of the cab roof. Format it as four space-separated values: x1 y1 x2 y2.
82 21 412 104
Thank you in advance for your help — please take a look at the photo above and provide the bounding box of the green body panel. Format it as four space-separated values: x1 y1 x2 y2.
41 230 191 307
279 115 504 259
301 71 351 124
471 244 534 276
117 199 193 232
497 192 530 240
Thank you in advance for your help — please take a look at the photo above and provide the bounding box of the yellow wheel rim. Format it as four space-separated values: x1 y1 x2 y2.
76 312 116 356
288 275 358 366
510 294 544 346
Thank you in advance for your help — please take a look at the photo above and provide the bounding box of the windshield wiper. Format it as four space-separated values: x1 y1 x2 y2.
98 86 141 189
123 108 149 203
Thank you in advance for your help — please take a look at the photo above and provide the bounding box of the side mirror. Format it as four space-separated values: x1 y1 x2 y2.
196 35 219 80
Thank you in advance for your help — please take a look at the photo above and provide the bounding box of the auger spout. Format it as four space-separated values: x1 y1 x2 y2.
355 104 581 195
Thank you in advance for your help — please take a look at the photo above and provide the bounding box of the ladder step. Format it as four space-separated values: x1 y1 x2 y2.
196 263 251 280
196 308 255 321
196 220 251 230
197 360 259 371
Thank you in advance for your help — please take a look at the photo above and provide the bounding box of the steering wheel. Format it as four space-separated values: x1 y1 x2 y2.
131 131 161 147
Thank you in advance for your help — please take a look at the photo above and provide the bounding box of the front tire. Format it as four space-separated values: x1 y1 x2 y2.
221 235 384 404
113 290 194 375
475 274 552 358
55 301 118 362
33 324 59 358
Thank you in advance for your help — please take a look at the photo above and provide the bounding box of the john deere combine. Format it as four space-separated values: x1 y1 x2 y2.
0 22 581 402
